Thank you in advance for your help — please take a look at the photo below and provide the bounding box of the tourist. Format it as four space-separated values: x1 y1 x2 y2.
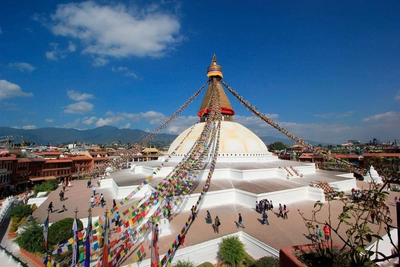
315 225 323 243
100 195 106 208
255 201 259 213
90 196 95 208
48 202 53 213
115 211 121 228
214 216 220 233
62 181 66 192
62 205 68 212
59 190 64 201
95 196 99 206
87 179 91 188
68 181 72 187
262 211 269 225
237 213 245 228
278 203 283 218
370 210 376 224
323 223 331 244
270 200 273 210
206 210 212 224
92 185 97 196
283 204 288 219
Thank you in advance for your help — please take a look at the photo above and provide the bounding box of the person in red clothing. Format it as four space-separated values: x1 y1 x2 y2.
323 223 331 243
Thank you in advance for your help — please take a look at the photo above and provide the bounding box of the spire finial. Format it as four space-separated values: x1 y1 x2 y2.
207 54 223 79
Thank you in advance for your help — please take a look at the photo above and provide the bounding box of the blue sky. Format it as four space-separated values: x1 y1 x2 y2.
0 0 399 144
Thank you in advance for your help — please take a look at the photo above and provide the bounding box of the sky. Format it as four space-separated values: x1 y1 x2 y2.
0 0 399 145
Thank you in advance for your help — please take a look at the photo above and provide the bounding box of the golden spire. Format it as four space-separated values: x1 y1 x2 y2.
198 55 235 122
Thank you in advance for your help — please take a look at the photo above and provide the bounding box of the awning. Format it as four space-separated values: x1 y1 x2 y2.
29 176 56 182
15 180 31 184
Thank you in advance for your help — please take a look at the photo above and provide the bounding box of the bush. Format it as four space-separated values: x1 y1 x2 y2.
48 218 83 248
218 236 246 267
197 262 213 267
10 217 27 233
14 220 46 254
34 180 59 195
250 256 279 267
173 260 195 267
9 204 34 219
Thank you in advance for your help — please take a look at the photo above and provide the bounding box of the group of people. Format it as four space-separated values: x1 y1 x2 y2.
90 193 106 208
278 203 289 219
255 199 273 213
315 223 331 244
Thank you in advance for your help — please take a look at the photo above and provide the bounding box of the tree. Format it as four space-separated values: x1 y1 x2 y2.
298 156 400 266
268 142 287 152
218 236 246 267
14 220 46 254
48 217 83 248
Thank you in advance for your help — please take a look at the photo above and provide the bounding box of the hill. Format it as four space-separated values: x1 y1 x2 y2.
0 126 328 147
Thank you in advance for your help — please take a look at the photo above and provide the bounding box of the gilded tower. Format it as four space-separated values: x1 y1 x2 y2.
197 55 235 122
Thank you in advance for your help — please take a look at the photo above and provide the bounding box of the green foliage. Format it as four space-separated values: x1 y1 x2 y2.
197 262 213 267
34 180 59 195
14 220 46 254
250 256 279 267
48 218 83 248
173 260 195 267
267 142 287 152
218 236 246 267
10 217 28 233
8 204 34 218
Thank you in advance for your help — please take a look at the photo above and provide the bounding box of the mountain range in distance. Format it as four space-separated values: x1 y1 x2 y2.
0 126 328 147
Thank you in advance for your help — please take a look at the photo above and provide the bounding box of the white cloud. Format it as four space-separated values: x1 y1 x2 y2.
49 1 182 59
22 125 37 130
92 57 109 67
121 123 130 129
112 66 138 78
46 42 74 60
8 62 36 72
64 101 93 114
82 116 97 125
67 90 94 101
45 119 54 123
63 118 81 128
0 80 33 99
362 111 400 123
395 90 400 101
96 116 125 127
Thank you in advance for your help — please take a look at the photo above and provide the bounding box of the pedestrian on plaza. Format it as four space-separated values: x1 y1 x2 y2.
100 196 106 208
283 204 288 219
262 211 269 225
278 203 283 218
255 201 259 213
59 190 64 201
370 210 376 224
214 216 220 233
92 185 97 196
62 205 68 212
315 225 323 243
87 179 91 188
206 210 212 224
115 211 121 228
323 223 331 244
48 202 53 213
237 213 245 228
62 182 66 192
95 196 99 206
90 196 95 208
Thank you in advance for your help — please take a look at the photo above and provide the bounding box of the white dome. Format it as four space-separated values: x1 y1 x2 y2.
167 121 276 162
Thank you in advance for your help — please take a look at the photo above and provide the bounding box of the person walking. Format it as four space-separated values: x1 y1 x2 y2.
48 202 53 213
283 204 288 219
237 213 245 228
370 210 376 224
90 196 95 208
59 190 64 201
100 194 105 208
278 203 283 218
92 185 97 196
315 225 323 243
323 223 331 244
206 210 212 224
214 216 220 233
262 211 269 225
87 179 91 188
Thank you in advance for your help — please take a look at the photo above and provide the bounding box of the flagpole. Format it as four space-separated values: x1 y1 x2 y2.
85 208 92 267
72 207 79 267
102 208 109 267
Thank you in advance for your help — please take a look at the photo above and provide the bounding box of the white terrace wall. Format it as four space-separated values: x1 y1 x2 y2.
122 231 279 267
